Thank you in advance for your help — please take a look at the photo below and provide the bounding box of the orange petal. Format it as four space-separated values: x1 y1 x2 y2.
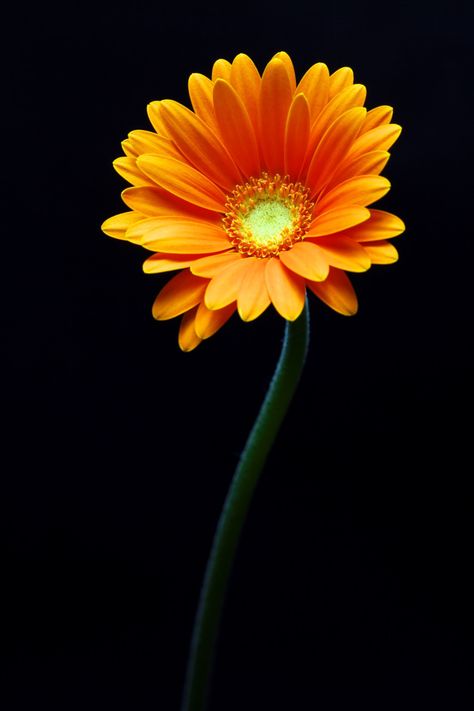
348 124 402 159
259 57 293 173
212 58 232 81
213 79 260 178
272 51 297 93
284 93 311 179
190 251 242 277
125 215 209 241
121 186 221 221
195 301 236 339
121 139 138 158
265 258 306 320
312 236 371 272
147 101 169 137
159 100 241 192
361 106 393 133
121 216 159 244
279 241 329 281
152 271 208 320
131 218 230 253
188 73 220 135
127 130 181 159
317 175 391 212
326 150 390 189
308 206 370 237
137 155 226 212
314 84 367 136
179 307 202 352
230 54 261 139
307 268 358 315
296 62 329 123
101 211 145 240
143 253 206 274
363 240 399 264
113 157 153 187
306 106 367 196
237 259 271 321
302 83 367 178
346 209 406 242
328 67 354 98
205 258 256 309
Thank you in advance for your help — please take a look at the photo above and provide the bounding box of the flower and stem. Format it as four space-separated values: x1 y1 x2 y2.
102 52 404 711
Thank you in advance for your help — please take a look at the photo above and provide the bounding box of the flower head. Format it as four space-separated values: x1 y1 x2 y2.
102 52 405 350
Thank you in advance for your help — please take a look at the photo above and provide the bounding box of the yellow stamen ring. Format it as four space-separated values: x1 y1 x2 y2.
223 173 314 258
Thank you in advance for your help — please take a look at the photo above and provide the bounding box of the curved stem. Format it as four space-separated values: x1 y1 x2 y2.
181 300 310 711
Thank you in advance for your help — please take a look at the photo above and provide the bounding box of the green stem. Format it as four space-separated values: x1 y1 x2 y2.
181 300 310 711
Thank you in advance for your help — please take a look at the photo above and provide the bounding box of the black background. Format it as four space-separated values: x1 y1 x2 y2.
2 1 473 709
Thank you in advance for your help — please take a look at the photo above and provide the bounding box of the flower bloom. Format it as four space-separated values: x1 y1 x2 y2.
102 52 405 350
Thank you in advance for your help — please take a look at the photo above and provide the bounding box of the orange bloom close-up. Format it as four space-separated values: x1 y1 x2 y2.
102 51 405 351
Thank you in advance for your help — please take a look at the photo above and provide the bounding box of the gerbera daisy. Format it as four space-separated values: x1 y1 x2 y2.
102 51 405 351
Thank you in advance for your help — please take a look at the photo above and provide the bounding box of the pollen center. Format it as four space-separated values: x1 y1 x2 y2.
222 173 314 258
242 201 293 248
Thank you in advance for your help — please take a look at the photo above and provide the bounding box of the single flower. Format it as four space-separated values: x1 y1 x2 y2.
102 52 405 351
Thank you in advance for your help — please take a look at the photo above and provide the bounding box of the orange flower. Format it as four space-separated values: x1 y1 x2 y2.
102 52 405 351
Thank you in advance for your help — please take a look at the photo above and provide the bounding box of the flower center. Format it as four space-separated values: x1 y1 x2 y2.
222 173 314 258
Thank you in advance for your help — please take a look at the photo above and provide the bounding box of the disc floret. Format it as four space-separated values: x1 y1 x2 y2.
223 173 314 258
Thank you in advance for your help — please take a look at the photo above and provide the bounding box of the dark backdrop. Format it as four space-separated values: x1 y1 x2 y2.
2 1 473 709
